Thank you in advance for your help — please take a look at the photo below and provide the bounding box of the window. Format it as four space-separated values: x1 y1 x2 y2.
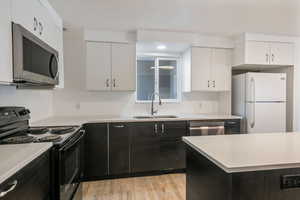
136 56 180 102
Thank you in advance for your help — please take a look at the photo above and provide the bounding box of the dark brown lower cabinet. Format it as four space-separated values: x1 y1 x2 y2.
130 122 161 173
83 123 108 180
109 123 131 175
83 121 188 179
131 121 187 173
159 121 187 170
186 145 300 200
0 151 51 200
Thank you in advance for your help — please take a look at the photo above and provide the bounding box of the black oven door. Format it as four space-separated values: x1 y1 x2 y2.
59 130 85 200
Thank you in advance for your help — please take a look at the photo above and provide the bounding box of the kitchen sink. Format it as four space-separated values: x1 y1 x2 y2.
134 115 178 119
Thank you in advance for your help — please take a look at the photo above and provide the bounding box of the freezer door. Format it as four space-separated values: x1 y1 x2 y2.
246 73 286 102
246 102 286 133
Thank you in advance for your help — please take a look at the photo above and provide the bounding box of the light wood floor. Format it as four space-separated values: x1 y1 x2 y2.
83 173 186 200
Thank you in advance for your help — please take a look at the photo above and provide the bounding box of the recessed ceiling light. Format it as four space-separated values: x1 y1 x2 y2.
157 45 166 50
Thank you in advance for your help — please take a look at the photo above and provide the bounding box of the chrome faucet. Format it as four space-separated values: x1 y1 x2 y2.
150 92 162 116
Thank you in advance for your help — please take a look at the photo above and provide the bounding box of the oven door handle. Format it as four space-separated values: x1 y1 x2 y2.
61 130 85 152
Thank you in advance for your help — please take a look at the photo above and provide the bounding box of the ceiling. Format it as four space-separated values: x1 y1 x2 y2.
49 0 300 36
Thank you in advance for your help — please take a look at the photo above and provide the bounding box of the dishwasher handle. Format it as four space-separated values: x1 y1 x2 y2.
189 126 224 131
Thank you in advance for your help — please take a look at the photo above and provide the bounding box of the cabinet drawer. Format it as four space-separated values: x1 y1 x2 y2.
0 151 50 200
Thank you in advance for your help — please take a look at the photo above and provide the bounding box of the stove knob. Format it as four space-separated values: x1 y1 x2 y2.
19 109 29 116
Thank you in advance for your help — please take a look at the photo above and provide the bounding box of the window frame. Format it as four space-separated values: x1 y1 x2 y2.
136 53 182 103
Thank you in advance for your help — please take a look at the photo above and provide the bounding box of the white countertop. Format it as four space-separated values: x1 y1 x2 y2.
0 143 52 184
30 114 241 127
183 132 300 173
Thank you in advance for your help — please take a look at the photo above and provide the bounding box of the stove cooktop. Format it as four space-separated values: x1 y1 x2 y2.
0 126 80 145
1 135 36 144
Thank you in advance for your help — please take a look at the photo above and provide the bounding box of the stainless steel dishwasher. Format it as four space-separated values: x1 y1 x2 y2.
189 121 225 136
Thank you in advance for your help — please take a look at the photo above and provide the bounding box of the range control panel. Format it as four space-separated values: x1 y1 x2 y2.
281 174 300 189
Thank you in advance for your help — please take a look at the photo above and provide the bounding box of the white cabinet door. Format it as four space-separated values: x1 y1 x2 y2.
86 42 111 91
0 0 13 83
36 1 63 50
270 42 294 66
245 41 270 65
11 0 40 36
211 49 231 91
191 47 211 91
36 3 56 49
111 43 136 91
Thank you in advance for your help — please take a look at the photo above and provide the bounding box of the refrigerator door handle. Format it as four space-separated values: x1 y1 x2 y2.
250 78 255 128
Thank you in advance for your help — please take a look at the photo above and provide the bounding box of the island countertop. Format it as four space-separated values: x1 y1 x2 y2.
183 132 300 173
0 143 52 184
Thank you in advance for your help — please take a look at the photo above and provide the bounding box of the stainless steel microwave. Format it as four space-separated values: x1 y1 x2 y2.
12 23 59 86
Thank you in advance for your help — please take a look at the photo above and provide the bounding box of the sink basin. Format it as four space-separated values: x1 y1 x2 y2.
134 115 178 119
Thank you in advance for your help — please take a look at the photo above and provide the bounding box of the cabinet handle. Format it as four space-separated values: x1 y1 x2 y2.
266 54 269 63
272 54 275 63
154 124 158 134
227 121 237 125
33 17 38 31
38 22 43 35
106 79 110 87
213 80 216 88
114 125 124 128
208 80 210 88
161 123 165 134
0 180 18 197
113 79 116 87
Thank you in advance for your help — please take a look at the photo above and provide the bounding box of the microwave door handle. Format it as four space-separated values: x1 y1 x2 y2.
61 130 85 152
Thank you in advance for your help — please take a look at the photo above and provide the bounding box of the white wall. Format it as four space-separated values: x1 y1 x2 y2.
0 86 53 121
52 28 227 116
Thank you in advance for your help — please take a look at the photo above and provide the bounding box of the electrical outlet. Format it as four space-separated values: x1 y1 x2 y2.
199 102 202 109
75 103 81 110
281 174 300 189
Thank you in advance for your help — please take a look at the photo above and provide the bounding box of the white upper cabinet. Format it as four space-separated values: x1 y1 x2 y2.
11 0 62 51
0 0 13 83
211 49 232 91
86 42 136 91
270 42 294 66
111 43 136 91
11 0 40 36
183 47 231 92
86 42 111 91
245 41 270 65
233 35 294 67
191 48 211 91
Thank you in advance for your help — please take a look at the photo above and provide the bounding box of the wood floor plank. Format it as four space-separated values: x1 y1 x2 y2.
83 173 186 200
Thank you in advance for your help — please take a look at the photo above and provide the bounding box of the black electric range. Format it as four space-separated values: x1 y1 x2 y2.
0 107 84 200
1 126 81 146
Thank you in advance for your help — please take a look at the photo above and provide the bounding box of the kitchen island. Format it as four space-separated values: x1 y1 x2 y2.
183 133 300 200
